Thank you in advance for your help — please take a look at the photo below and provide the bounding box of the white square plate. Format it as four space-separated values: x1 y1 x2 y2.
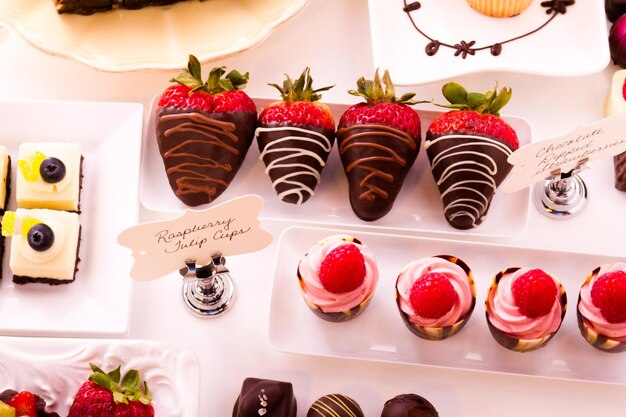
0 337 200 416
368 0 609 85
0 100 142 336
140 97 531 237
269 226 626 385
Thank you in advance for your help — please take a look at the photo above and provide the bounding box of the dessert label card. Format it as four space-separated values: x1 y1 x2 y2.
503 111 626 192
118 195 272 281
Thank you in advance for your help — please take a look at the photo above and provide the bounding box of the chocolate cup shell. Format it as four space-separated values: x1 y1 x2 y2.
395 255 476 340
576 266 626 353
485 267 567 353
296 235 374 323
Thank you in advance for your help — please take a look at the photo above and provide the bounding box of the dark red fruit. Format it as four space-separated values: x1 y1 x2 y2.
319 244 366 293
591 270 626 323
7 391 37 417
409 272 458 319
511 269 558 318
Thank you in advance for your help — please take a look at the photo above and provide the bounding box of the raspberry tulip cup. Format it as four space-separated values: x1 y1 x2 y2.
485 267 567 353
395 255 476 340
577 264 626 353
297 235 379 323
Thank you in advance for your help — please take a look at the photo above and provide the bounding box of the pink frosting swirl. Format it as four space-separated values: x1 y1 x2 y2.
396 257 474 327
297 235 379 313
578 262 626 342
487 268 563 340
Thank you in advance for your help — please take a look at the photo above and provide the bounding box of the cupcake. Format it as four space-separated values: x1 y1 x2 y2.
485 267 567 352
307 394 363 417
297 235 379 322
381 394 439 417
395 255 475 340
577 263 626 352
466 0 533 18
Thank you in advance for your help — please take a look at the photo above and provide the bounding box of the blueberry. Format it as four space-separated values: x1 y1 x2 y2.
39 157 66 183
27 223 54 252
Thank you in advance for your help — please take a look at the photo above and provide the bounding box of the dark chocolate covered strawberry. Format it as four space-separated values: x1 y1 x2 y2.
426 82 519 230
256 67 335 204
156 55 257 206
337 69 422 221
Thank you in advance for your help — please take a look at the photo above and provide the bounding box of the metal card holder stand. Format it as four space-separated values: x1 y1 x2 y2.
179 253 235 317
533 158 589 219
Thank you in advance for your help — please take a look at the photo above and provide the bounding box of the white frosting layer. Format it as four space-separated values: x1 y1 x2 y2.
16 143 81 211
9 208 80 281
256 126 332 205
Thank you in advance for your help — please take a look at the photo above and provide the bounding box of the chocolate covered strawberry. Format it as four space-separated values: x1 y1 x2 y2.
337 69 422 221
68 363 154 417
156 55 257 207
0 390 59 417
425 82 519 230
256 67 335 204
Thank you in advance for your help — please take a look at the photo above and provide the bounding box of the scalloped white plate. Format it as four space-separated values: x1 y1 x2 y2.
270 226 626 385
0 0 310 71
0 337 200 416
0 99 141 337
368 0 610 85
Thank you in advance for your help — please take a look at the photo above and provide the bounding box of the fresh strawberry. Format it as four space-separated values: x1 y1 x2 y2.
336 69 422 221
155 55 257 207
68 363 154 417
425 82 519 230
512 269 558 318
319 244 366 293
256 68 336 204
591 270 626 323
410 272 458 319
7 391 37 417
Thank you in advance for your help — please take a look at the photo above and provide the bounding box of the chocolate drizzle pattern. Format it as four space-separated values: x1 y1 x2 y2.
307 394 363 417
402 0 575 58
425 133 513 230
337 124 419 221
256 125 335 205
156 107 256 206
615 152 626 192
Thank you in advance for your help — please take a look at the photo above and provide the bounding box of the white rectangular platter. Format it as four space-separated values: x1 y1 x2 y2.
368 0 609 85
0 100 142 336
140 97 531 237
0 337 200 417
269 226 626 385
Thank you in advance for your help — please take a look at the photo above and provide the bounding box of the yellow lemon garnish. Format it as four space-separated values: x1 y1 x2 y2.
17 151 46 182
1 211 15 237
21 217 42 236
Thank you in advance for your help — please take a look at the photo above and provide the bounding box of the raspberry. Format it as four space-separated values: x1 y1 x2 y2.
409 272 458 319
319 244 366 294
591 270 626 323
511 269 558 318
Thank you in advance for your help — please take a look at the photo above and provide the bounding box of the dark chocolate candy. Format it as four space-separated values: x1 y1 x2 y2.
606 0 626 22
307 394 363 417
381 394 438 417
156 106 257 207
425 132 514 230
55 0 115 14
256 123 335 205
233 378 297 417
337 124 420 222
615 152 626 192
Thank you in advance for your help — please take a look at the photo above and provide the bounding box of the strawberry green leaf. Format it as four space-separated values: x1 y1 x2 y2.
144 382 151 400
107 366 122 384
399 92 417 102
187 55 202 82
467 92 486 108
113 392 128 404
121 369 140 391
218 78 235 92
89 373 113 391
225 69 249 90
490 87 512 115
442 82 468 105
89 363 106 374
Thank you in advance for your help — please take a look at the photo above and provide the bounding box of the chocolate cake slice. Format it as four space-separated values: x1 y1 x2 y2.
156 107 257 206
256 124 334 204
337 124 419 221
425 133 514 229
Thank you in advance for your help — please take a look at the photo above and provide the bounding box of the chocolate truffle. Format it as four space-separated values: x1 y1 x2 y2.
381 394 438 417
307 394 363 417
233 378 297 417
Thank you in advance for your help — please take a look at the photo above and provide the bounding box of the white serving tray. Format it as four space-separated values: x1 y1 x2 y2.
0 100 142 337
140 97 531 237
367 0 609 85
0 337 200 416
269 226 626 385
0 0 310 72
